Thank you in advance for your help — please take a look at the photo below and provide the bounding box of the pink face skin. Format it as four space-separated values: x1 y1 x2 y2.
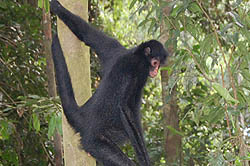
149 58 160 78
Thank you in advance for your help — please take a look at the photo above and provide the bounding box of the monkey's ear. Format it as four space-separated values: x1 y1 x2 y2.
144 47 151 56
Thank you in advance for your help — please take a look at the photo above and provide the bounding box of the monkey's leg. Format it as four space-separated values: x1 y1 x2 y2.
120 107 151 166
83 135 135 166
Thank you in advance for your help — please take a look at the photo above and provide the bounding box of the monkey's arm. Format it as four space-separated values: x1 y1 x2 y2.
50 0 126 63
120 107 151 166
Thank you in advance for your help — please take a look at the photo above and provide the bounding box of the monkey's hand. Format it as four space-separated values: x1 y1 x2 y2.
50 0 62 15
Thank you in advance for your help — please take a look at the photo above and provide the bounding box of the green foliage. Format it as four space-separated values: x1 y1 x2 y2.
38 0 50 12
213 83 239 104
0 0 62 165
135 0 250 165
142 78 165 165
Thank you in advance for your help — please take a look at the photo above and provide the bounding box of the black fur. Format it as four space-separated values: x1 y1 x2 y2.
51 0 168 165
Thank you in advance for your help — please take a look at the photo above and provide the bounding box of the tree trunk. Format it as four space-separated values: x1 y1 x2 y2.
42 6 63 166
160 0 182 165
57 0 96 165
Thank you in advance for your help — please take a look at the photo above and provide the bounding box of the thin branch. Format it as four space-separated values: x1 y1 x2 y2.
0 34 17 47
163 13 177 30
220 65 232 137
0 86 15 104
40 140 55 165
228 46 238 103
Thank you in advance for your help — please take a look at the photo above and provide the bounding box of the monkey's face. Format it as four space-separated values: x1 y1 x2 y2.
144 44 168 78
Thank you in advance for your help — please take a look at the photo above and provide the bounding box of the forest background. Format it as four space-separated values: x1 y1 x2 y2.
0 0 249 165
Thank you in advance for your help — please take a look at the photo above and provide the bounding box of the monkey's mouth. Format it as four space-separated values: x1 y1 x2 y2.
149 67 159 78
149 58 160 78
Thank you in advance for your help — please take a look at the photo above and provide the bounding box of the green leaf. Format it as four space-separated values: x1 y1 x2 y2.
200 34 214 55
38 0 50 12
209 153 226 166
186 23 199 39
152 0 158 6
28 94 40 99
232 0 243 8
166 125 184 136
160 66 171 73
148 18 156 34
56 115 62 135
212 83 239 104
170 5 183 17
32 113 40 132
48 115 56 139
0 121 10 140
228 11 244 28
220 23 233 35
3 107 12 113
129 0 137 10
241 28 250 43
188 2 201 13
45 0 50 12
207 108 225 124
0 2 7 9
38 0 44 9
232 32 239 44
138 19 149 28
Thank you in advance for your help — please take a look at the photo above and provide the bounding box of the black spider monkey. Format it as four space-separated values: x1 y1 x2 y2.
50 0 168 165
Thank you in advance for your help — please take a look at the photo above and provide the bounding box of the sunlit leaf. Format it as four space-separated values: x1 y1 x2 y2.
45 0 50 12
138 19 149 27
212 83 239 103
152 0 158 6
56 115 63 135
48 115 56 139
32 113 40 132
170 5 183 17
38 0 43 9
228 11 244 28
188 2 201 13
38 0 50 12
0 121 11 140
28 94 40 99
166 125 184 136
129 0 137 10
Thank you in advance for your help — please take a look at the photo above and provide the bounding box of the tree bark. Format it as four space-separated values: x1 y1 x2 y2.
160 0 182 165
42 7 63 166
57 0 96 165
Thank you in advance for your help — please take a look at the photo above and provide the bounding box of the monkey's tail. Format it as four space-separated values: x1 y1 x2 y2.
51 34 79 127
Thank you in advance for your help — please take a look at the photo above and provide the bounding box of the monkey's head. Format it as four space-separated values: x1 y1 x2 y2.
138 40 168 78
